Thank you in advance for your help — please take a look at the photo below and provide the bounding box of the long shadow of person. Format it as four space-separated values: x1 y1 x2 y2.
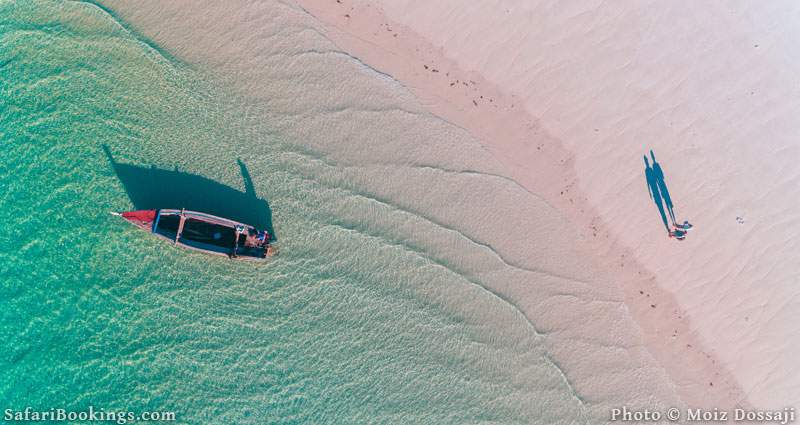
102 145 276 241
650 150 676 226
645 155 670 234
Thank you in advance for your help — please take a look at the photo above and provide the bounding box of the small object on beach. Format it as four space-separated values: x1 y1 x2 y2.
669 228 687 240
736 216 745 224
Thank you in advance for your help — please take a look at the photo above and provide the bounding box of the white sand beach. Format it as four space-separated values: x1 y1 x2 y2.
98 0 799 419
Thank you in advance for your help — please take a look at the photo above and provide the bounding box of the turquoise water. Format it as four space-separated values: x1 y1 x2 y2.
0 2 587 423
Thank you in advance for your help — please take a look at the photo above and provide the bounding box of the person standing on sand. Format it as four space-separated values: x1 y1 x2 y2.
644 155 670 234
650 150 676 226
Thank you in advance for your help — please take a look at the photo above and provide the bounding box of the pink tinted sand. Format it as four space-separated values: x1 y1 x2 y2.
295 0 800 409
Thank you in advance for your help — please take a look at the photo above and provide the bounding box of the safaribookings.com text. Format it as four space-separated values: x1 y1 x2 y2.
4 406 175 424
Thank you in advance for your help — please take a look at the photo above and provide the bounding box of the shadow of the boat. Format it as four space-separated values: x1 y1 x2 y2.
103 145 275 240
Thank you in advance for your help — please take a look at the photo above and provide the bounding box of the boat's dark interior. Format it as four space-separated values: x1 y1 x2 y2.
180 219 236 248
153 212 264 258
156 214 180 238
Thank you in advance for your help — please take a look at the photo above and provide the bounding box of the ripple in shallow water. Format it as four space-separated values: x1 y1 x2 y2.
0 2 593 423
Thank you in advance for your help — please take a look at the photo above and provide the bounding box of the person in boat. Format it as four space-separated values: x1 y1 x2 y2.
231 225 246 258
250 229 271 258
238 228 269 248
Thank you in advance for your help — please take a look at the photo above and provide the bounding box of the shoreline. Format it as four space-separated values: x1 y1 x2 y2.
291 0 750 408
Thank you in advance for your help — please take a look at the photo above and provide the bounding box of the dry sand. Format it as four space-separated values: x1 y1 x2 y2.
96 0 798 417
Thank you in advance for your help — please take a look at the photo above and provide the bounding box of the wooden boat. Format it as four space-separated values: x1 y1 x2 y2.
113 209 276 260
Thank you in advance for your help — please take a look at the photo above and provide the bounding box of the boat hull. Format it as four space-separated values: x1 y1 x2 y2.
120 209 157 231
115 209 274 260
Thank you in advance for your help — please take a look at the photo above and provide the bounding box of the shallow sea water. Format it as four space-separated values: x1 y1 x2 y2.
0 1 610 423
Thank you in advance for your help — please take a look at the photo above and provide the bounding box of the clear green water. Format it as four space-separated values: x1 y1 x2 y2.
0 2 584 423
